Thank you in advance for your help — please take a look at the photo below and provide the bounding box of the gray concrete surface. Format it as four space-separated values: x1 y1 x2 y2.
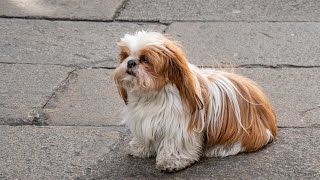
237 68 320 128
0 19 166 68
0 0 319 179
43 69 124 126
2 19 319 68
0 64 72 125
96 129 320 179
0 0 124 20
166 22 320 66
118 0 320 21
0 126 121 180
1 127 319 179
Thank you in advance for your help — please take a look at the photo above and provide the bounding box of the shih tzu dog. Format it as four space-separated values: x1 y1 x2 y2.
113 31 277 172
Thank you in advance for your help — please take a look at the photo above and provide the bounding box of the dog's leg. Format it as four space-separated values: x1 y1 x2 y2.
156 134 203 172
129 137 156 158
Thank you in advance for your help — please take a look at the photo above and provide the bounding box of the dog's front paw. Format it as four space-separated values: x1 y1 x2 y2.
128 149 155 158
129 138 156 158
156 158 194 172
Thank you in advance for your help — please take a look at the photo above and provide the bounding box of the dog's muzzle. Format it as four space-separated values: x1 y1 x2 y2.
126 59 136 75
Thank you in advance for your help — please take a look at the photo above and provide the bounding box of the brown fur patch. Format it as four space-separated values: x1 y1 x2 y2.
118 86 128 104
188 73 210 132
118 46 129 63
205 72 277 152
163 40 203 114
135 42 204 113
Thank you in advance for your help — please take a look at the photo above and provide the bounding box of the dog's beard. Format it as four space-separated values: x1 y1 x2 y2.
114 66 159 93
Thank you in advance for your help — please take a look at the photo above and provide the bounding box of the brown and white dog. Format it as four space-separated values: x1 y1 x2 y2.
113 31 277 172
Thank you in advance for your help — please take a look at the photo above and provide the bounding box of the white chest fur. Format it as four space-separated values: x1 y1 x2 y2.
124 85 188 144
123 84 203 168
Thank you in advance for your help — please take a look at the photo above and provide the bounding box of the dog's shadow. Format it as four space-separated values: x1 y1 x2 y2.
79 130 278 179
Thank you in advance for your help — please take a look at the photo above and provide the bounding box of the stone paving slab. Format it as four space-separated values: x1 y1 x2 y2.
118 0 320 22
166 22 320 66
93 128 320 179
0 19 166 68
0 125 121 180
43 69 123 126
43 68 320 128
237 68 320 128
0 64 72 125
1 126 318 179
0 0 124 20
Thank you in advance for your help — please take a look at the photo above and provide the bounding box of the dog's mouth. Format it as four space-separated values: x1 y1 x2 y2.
126 69 136 76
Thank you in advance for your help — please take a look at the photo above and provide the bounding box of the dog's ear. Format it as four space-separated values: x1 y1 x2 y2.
164 40 203 113
117 85 128 105
113 71 128 105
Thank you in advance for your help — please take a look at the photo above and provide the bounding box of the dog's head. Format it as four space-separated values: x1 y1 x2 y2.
113 31 202 113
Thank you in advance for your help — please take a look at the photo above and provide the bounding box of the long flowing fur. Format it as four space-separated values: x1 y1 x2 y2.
113 31 277 172
189 65 277 154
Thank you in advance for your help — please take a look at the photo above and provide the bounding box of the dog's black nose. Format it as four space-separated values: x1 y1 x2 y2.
127 60 136 68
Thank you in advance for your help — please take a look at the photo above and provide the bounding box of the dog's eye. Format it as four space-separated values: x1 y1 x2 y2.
140 55 149 64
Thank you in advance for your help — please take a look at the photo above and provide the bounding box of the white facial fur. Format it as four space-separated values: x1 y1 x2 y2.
120 31 164 53
114 31 169 92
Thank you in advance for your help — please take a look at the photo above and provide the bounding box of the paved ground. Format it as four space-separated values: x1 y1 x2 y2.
0 0 319 179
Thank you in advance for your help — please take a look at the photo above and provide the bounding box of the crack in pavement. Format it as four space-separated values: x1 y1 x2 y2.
300 105 320 117
199 64 320 69
237 64 320 68
1 15 320 23
0 61 117 69
1 62 320 69
259 31 274 39
0 15 114 22
277 126 318 129
41 68 78 109
162 23 172 33
29 68 78 125
0 61 78 68
112 0 131 21
0 15 171 25
0 117 33 126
